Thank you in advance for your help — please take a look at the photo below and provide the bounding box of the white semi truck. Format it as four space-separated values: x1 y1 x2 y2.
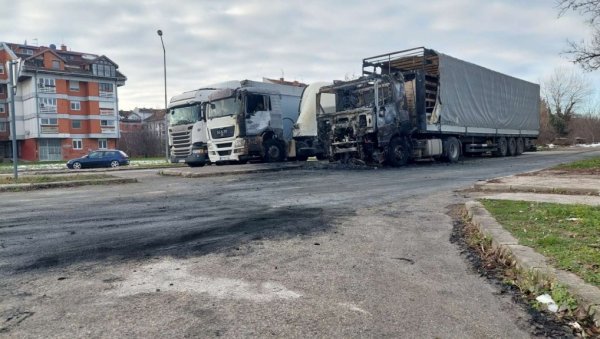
205 80 304 164
168 81 240 167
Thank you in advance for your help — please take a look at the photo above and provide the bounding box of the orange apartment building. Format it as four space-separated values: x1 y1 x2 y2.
0 42 126 161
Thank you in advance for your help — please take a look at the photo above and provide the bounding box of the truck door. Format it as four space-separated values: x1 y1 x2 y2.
244 93 272 136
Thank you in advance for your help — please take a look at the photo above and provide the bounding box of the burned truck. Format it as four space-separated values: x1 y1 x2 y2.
316 47 540 166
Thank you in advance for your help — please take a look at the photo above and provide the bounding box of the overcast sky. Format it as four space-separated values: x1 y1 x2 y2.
1 0 597 110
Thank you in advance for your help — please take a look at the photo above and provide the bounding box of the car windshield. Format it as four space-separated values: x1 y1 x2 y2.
207 97 241 119
169 104 202 126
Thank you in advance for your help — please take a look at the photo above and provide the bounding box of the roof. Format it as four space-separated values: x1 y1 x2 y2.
4 42 127 82
145 110 167 122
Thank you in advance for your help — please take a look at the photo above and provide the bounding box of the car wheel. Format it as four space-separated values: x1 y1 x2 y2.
72 162 82 170
110 160 120 168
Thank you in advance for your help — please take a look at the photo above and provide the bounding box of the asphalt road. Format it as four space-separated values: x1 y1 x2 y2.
1 150 598 338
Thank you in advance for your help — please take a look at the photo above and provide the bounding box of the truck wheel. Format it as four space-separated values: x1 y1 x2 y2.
507 137 517 156
443 137 461 163
296 154 308 162
263 139 285 162
516 138 524 155
493 137 508 157
386 137 409 167
187 162 205 168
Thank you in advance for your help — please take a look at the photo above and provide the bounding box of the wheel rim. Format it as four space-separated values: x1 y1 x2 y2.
111 161 119 168
73 162 81 169
449 143 458 159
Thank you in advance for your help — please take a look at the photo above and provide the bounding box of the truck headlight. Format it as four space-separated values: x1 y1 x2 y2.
234 138 245 148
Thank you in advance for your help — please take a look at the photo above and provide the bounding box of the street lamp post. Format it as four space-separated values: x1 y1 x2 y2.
157 29 169 162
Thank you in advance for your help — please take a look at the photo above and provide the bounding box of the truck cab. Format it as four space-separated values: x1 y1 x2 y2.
205 80 304 164
317 74 415 165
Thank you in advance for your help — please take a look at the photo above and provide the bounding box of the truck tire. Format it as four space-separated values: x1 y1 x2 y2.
493 137 508 157
443 137 461 163
296 155 308 162
507 137 517 156
386 137 409 167
263 139 285 162
516 137 524 155
187 162 205 168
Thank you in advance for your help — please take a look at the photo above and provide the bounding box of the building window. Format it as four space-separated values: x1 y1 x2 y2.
100 120 115 127
38 78 56 93
39 98 57 113
0 105 4 113
0 122 6 132
41 118 58 125
22 49 33 56
0 65 4 74
70 101 81 111
99 83 113 92
92 62 116 77
72 138 82 150
69 81 79 91
0 86 4 94
52 60 60 69
98 139 108 149
71 120 81 129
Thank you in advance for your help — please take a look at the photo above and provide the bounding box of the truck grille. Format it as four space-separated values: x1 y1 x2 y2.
171 126 192 157
210 126 234 139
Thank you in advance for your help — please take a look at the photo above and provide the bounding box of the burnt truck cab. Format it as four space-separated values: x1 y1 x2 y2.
317 74 415 165
206 87 287 163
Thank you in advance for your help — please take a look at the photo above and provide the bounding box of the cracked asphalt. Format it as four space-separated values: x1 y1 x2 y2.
1 149 598 338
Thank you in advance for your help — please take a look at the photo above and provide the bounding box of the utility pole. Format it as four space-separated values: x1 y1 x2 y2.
7 60 18 179
157 29 169 162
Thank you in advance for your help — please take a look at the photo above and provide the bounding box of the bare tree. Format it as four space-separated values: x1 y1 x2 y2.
557 0 600 70
541 67 593 136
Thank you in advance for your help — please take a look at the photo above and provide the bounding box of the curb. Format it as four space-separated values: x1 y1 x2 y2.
465 201 600 327
159 164 304 178
0 178 138 192
473 182 600 196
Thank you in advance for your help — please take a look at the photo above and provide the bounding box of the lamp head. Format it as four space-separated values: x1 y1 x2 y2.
157 30 163 36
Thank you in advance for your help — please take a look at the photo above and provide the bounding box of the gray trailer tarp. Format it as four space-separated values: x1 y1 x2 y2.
436 53 539 132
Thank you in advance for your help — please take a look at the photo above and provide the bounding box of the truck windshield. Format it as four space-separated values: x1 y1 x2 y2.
207 97 241 119
169 104 202 126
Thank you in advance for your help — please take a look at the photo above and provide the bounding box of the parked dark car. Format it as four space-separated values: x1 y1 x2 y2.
66 150 130 169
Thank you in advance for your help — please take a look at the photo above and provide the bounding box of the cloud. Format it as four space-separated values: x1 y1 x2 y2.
1 0 597 110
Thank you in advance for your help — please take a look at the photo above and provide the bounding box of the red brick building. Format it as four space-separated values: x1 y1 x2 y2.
0 42 126 161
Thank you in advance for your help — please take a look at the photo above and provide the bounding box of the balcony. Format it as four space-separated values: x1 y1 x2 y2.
99 108 114 116
39 105 57 114
99 91 114 99
101 126 116 134
38 85 56 94
41 126 59 134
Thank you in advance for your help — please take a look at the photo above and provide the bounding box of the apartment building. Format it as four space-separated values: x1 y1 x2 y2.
0 42 126 161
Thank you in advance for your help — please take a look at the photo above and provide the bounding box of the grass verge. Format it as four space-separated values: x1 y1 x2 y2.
456 205 599 336
0 174 114 184
480 199 600 288
553 156 600 171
